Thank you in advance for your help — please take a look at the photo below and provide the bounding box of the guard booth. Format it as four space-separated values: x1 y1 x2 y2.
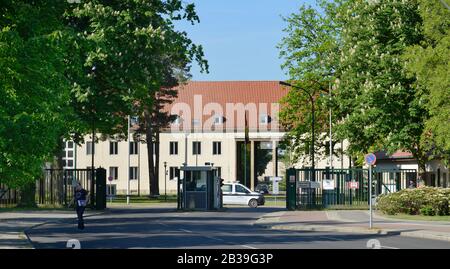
177 166 222 211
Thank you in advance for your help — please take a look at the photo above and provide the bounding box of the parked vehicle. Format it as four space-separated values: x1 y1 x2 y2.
255 184 269 194
221 182 265 208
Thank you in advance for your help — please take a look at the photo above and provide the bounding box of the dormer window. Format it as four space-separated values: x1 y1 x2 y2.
259 114 269 124
172 115 181 125
213 115 224 125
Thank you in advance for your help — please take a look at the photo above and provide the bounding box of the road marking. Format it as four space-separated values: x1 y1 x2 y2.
319 236 344 241
157 222 169 227
380 245 399 249
241 245 257 249
205 236 224 242
179 229 193 233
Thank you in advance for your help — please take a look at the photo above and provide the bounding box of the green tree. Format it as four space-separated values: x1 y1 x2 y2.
403 0 450 163
334 0 429 172
0 1 76 206
67 0 207 196
278 0 344 164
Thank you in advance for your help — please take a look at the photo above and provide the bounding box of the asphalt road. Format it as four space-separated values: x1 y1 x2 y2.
26 206 450 249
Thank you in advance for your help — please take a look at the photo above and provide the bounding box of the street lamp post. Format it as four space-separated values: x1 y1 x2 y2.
164 161 167 201
279 81 316 183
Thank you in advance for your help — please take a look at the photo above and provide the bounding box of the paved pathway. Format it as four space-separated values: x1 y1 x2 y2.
255 210 450 242
24 207 450 249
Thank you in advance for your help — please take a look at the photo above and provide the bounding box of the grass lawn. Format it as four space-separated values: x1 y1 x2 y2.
109 195 177 204
0 205 72 212
379 213 450 222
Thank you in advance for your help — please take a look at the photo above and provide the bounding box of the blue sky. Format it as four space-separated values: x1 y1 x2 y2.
175 0 315 81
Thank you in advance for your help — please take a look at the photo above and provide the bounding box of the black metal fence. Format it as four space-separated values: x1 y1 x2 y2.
1 169 96 208
287 168 417 210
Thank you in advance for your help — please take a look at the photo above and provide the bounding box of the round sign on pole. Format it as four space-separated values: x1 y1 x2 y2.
365 153 377 166
108 176 113 182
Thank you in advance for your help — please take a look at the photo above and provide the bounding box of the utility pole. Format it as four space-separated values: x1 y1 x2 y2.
127 115 130 205
329 82 333 170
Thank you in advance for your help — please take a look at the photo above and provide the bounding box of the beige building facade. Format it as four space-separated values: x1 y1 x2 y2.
64 81 449 195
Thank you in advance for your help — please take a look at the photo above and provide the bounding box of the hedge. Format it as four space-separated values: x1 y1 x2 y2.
376 187 450 216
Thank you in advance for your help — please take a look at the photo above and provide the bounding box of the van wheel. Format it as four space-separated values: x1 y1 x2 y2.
248 199 258 208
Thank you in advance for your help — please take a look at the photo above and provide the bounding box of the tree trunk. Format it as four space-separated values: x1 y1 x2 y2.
144 110 158 197
412 145 428 187
155 131 160 195
17 181 37 208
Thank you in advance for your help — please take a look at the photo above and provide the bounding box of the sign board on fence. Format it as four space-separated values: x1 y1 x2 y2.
270 176 283 182
347 181 359 189
323 179 335 190
289 175 296 183
298 181 321 189
272 180 279 195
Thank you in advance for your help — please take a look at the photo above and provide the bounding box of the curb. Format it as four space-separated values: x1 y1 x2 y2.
254 222 450 242
254 210 450 243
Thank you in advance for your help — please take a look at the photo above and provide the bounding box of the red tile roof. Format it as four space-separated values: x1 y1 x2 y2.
165 81 288 131
375 150 414 160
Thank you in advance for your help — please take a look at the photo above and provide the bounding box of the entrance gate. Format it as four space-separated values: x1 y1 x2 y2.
1 168 106 209
286 168 417 210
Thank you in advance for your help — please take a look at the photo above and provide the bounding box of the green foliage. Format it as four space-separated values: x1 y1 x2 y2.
403 0 450 163
66 0 208 143
377 187 450 216
0 1 75 188
334 0 428 166
278 0 343 163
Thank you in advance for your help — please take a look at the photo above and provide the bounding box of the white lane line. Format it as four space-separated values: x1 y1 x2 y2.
241 245 258 249
319 236 344 241
205 236 225 242
157 222 169 227
179 229 193 233
380 245 399 249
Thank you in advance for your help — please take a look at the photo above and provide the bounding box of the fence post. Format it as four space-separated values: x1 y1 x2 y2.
286 168 297 210
95 168 107 210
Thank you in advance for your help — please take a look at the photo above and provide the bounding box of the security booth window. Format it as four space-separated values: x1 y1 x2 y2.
186 171 206 191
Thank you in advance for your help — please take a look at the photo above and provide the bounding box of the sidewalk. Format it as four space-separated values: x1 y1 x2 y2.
254 210 450 242
0 209 106 249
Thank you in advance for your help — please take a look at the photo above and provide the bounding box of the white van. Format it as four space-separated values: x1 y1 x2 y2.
221 182 265 208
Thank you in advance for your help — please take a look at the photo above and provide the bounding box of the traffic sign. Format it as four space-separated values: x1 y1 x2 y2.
365 153 377 165
108 176 113 182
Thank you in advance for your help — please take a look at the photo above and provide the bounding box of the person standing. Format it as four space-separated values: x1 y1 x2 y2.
71 183 89 230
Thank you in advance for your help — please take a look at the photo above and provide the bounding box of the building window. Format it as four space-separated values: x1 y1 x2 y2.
130 116 139 126
172 115 181 125
67 141 74 149
109 167 118 180
193 141 201 155
86 141 94 155
67 150 74 158
213 141 222 155
216 167 222 178
107 185 117 196
259 114 270 124
67 160 73 167
213 115 223 125
129 167 139 180
110 141 118 155
170 141 178 155
130 142 138 155
169 167 180 180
